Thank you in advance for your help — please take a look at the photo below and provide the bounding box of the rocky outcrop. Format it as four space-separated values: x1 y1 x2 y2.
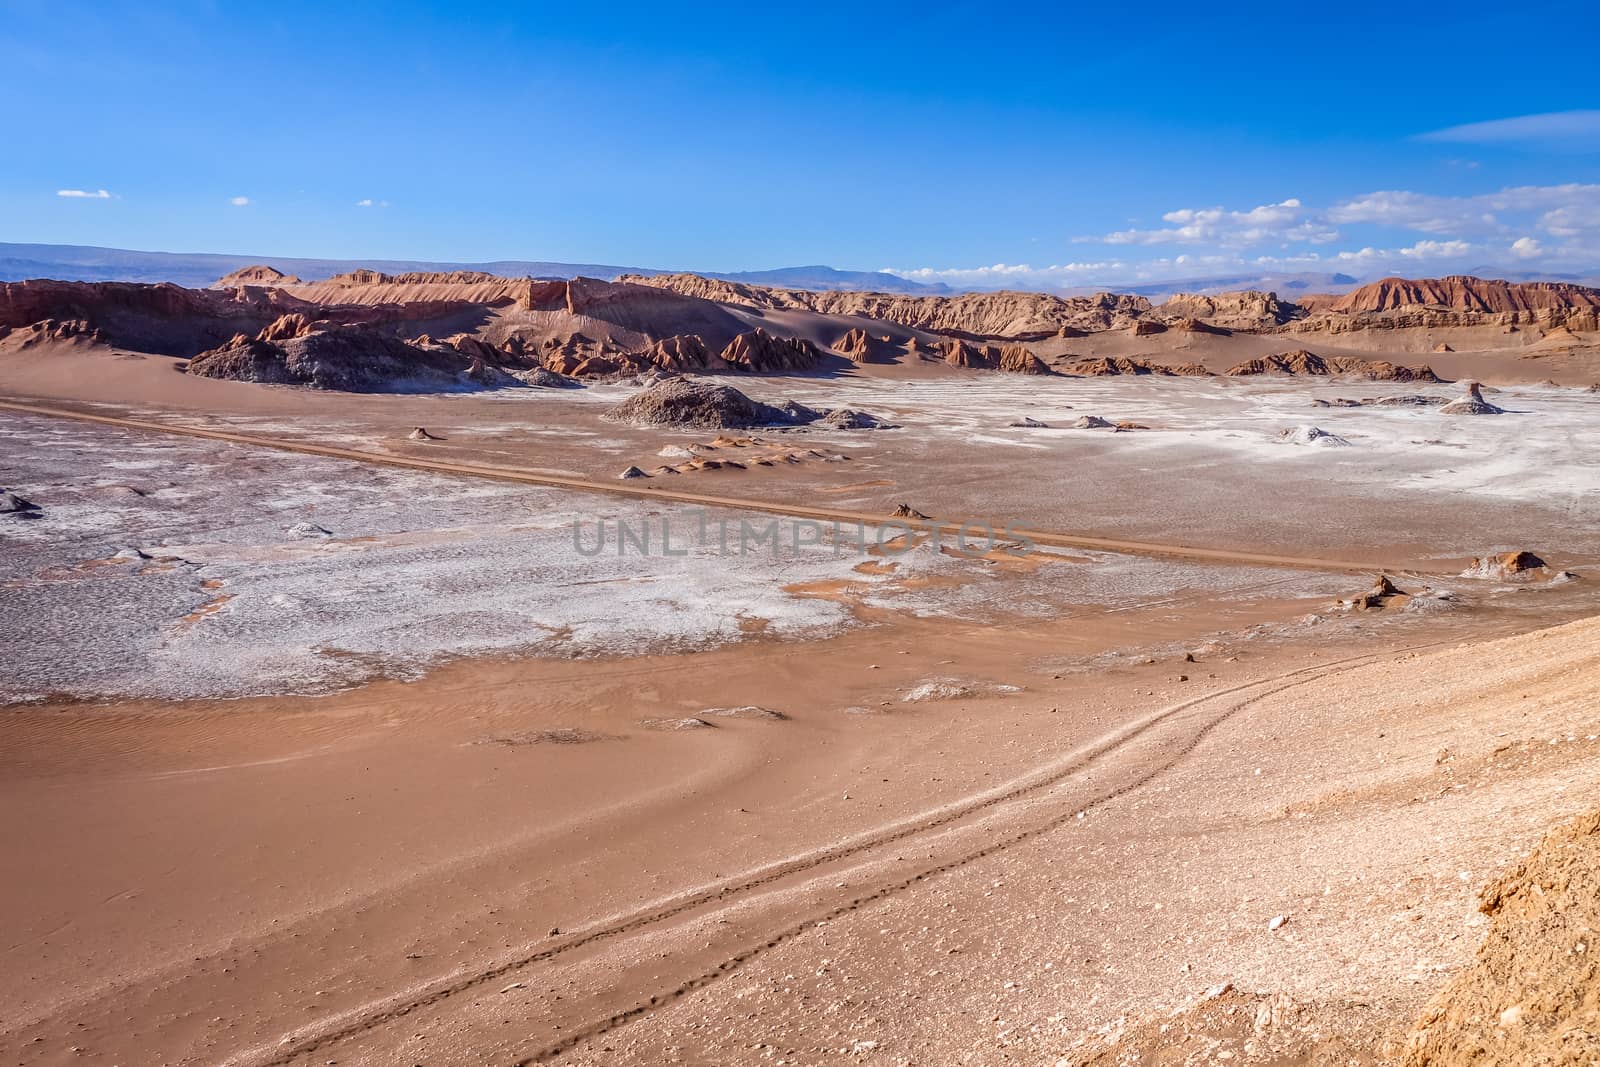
1402 805 1600 1067
1130 320 1167 336
1228 350 1441 382
622 272 1151 338
212 265 301 288
1462 550 1549 579
1060 356 1213 377
0 278 319 356
833 327 886 363
1302 275 1600 315
1168 316 1229 335
257 313 316 342
1289 277 1600 337
718 328 822 373
186 323 477 392
997 344 1050 375
1152 290 1300 330
635 334 713 372
2 317 104 350
941 338 991 369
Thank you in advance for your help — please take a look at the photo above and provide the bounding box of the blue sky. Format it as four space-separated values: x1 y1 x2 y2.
4 0 1599 286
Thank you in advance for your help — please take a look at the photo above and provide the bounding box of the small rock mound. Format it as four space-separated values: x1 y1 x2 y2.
1440 381 1504 415
1338 574 1407 611
890 503 931 520
1278 425 1351 447
603 378 785 430
512 366 582 388
1072 415 1115 429
407 427 440 441
640 717 717 731
1008 416 1049 428
821 408 896 430
618 466 649 480
699 705 788 721
1462 550 1549 580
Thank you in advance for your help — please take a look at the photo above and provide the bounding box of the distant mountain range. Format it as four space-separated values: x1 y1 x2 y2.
0 243 953 295
3 242 1596 300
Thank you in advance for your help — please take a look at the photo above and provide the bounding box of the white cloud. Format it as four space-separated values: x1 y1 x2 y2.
1510 236 1543 258
1417 110 1600 149
57 188 113 199
229 196 251 206
355 198 390 208
1087 198 1339 248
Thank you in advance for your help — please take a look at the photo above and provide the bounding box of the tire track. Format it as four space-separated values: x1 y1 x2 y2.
243 643 1441 1067
0 397 1388 574
515 642 1445 1063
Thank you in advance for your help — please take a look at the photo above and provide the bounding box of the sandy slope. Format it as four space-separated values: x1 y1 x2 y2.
2 601 1596 1065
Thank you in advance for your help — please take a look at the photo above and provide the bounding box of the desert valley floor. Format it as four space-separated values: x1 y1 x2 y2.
3 270 1600 1066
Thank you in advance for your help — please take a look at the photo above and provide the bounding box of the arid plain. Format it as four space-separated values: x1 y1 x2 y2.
2 268 1599 1066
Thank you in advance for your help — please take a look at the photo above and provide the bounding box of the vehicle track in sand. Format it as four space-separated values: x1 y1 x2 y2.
0 397 1389 574
233 640 1457 1067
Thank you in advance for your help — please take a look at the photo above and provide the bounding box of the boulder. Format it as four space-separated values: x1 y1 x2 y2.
1462 550 1549 580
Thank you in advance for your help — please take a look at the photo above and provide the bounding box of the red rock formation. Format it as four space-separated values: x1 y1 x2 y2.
1130 320 1167 336
257 313 316 342
1169 317 1228 335
1302 275 1600 315
1059 356 1213 377
996 344 1051 375
942 339 994 369
1228 351 1440 382
718 329 822 373
212 265 301 288
636 334 713 372
1216 351 1446 382
833 327 886 363
0 278 319 356
622 273 1151 338
1153 290 1300 329
3 317 104 350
